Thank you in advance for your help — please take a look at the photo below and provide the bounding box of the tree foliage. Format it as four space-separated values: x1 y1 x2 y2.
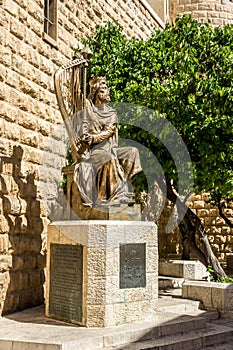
81 16 233 218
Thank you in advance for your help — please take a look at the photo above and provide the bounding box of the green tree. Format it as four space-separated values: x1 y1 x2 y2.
80 16 233 277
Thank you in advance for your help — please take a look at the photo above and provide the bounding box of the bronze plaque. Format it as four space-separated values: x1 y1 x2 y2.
49 243 83 324
120 243 146 289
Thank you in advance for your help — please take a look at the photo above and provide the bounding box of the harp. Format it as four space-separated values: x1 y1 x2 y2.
54 50 91 163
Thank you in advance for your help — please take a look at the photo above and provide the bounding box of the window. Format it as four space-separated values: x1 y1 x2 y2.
43 0 57 44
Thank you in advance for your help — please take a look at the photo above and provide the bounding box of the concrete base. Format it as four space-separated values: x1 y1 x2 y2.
159 259 209 280
46 220 158 327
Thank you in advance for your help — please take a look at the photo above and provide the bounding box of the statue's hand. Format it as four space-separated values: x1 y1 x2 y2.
82 133 93 145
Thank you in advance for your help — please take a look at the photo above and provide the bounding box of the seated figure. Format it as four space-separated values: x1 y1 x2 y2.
72 77 142 207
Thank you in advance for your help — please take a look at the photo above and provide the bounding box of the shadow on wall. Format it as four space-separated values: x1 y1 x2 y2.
0 145 45 315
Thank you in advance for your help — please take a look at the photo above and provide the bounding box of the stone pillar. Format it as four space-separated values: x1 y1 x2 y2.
46 220 158 327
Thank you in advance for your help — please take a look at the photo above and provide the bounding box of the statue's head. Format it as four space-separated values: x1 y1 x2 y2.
88 77 110 105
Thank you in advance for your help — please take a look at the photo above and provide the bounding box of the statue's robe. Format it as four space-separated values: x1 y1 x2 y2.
72 103 142 207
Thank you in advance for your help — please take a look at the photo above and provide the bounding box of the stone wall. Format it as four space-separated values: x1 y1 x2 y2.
170 0 233 25
157 193 233 267
187 193 233 264
0 0 163 315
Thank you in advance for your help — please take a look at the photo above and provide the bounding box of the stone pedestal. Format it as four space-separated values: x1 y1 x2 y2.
46 220 158 327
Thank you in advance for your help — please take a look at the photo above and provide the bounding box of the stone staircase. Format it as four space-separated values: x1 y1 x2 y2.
105 323 233 349
104 279 233 350
0 280 233 350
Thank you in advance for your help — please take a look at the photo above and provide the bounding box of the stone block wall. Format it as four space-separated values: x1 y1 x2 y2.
157 192 233 267
187 193 233 264
170 0 233 25
0 0 163 315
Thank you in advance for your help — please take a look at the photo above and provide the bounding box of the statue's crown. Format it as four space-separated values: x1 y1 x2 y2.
89 76 107 88
88 77 107 102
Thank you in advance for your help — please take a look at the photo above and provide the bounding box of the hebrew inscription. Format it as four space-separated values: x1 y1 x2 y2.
120 243 146 289
49 243 83 323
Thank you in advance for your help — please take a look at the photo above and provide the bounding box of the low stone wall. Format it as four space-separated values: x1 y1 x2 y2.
159 260 209 280
182 280 233 317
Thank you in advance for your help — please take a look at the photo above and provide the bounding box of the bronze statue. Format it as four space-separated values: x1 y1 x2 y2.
54 54 142 210
72 77 142 207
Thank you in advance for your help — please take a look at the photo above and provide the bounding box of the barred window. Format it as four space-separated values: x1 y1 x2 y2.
44 0 57 42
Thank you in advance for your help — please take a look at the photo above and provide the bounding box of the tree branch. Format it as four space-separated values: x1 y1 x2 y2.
157 174 227 278
217 199 233 228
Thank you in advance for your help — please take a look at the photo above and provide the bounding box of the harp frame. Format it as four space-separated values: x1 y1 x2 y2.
54 54 89 163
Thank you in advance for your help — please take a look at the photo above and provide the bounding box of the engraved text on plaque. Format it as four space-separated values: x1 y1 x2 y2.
49 243 83 324
120 243 146 289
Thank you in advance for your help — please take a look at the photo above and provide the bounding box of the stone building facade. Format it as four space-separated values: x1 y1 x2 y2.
0 0 163 315
170 0 233 25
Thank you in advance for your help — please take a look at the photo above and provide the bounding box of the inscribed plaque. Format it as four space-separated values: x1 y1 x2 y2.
49 243 83 323
120 243 146 289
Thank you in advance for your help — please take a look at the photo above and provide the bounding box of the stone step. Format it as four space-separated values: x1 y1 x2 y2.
158 289 221 323
158 301 219 322
158 289 220 321
0 306 215 350
103 313 208 349
158 294 203 314
158 276 184 290
201 320 233 349
159 287 183 297
105 323 233 350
